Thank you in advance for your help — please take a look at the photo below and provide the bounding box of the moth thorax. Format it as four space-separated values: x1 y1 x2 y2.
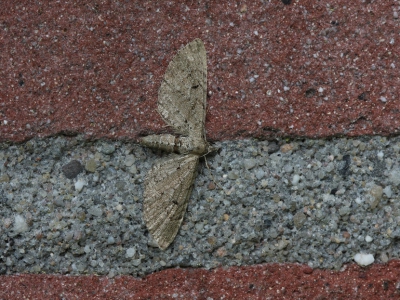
177 136 208 155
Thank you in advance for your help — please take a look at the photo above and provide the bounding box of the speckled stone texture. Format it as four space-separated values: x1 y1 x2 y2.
1 1 400 142
1 262 400 299
2 0 400 299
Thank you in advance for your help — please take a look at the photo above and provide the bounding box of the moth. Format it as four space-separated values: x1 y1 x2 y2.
140 39 215 250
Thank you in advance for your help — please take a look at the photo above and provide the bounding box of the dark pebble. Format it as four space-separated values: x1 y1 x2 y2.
62 160 83 179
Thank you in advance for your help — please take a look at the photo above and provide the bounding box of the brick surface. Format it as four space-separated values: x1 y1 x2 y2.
1 1 399 142
1 262 400 299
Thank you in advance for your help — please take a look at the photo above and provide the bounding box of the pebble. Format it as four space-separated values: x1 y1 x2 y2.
85 159 97 173
74 179 86 192
62 160 83 179
87 206 103 217
101 144 116 155
280 143 294 153
365 236 373 243
243 158 257 170
13 215 28 233
208 182 216 190
302 266 313 274
380 252 389 263
0 174 10 183
354 253 374 266
291 174 300 185
129 165 137 174
126 247 136 258
293 212 306 228
125 155 136 167
255 169 265 180
383 186 392 198
389 170 400 185
368 184 383 209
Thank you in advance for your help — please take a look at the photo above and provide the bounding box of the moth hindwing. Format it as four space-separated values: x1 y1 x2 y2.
141 39 212 250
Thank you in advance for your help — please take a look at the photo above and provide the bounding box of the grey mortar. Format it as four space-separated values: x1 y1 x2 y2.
0 135 399 277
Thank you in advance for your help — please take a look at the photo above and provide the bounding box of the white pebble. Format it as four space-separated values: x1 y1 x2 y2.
3 218 12 228
292 174 300 185
379 96 387 103
335 188 346 195
318 87 324 93
14 215 28 233
383 186 392 198
255 169 265 180
377 151 384 159
74 179 86 192
389 170 400 185
126 247 136 258
354 253 374 266
355 197 363 204
365 236 373 243
260 179 268 188
93 174 99 182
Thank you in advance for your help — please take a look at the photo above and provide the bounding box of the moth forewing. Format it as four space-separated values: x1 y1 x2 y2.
140 39 210 250
157 38 207 138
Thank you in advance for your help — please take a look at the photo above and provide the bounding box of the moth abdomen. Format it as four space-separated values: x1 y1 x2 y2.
140 134 178 153
140 134 210 155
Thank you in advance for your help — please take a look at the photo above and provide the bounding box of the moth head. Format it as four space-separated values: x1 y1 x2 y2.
205 143 219 155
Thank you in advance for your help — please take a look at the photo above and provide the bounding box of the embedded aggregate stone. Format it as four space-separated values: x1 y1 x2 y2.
0 174 9 183
85 159 97 173
62 160 84 179
0 135 400 276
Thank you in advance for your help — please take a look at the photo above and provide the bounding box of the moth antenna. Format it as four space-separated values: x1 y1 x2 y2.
203 156 227 193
